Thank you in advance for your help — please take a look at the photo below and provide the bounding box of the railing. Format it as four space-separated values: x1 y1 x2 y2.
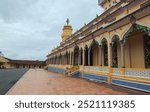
125 68 150 79
84 66 109 73
112 68 122 75
90 66 100 72
48 64 150 79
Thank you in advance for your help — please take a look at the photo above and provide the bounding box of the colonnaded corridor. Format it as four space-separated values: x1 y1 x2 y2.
6 69 148 95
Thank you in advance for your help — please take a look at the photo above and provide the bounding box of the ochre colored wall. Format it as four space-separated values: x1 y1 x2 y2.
92 45 99 66
125 32 145 68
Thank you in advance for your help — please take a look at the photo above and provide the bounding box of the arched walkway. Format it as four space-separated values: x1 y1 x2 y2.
80 48 83 65
123 24 150 68
101 38 108 66
112 35 120 68
84 46 88 66
89 40 100 66
74 46 79 65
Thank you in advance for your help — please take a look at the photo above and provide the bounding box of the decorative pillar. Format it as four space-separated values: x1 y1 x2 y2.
108 43 112 84
62 55 63 65
120 41 125 76
72 52 74 66
88 49 90 66
110 44 113 67
70 53 72 66
121 41 125 68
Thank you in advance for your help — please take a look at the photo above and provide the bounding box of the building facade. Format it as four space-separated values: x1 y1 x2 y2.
0 56 46 69
47 0 150 92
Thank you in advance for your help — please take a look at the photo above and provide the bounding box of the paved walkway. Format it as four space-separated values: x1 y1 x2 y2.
0 69 28 95
6 69 149 95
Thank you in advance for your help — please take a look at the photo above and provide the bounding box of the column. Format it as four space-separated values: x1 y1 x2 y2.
69 53 71 66
88 49 90 66
121 41 125 76
62 55 63 65
110 44 113 67
108 43 112 84
72 52 74 66
121 41 125 68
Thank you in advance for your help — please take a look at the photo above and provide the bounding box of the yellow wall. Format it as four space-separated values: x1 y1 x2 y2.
125 32 145 68
92 45 99 66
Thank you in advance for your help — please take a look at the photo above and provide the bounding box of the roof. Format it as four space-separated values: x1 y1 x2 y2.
0 56 46 65
9 60 46 65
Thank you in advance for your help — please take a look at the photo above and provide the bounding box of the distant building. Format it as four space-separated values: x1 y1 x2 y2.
46 0 150 92
0 56 46 69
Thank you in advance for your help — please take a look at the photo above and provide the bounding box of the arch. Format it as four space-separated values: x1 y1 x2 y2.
122 24 150 68
111 35 120 68
89 39 100 66
74 45 80 65
111 35 120 43
101 38 108 66
122 24 150 44
101 38 107 45
110 32 121 41
89 39 100 51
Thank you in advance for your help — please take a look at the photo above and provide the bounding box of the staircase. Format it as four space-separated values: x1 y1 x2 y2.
65 66 80 76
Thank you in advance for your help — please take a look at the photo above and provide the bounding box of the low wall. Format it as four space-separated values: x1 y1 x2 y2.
47 66 150 93
47 67 65 74
112 78 150 92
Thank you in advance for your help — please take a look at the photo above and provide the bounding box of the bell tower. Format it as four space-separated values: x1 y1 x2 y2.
61 18 73 42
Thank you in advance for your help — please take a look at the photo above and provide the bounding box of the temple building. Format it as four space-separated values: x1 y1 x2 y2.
46 0 150 92
0 56 46 69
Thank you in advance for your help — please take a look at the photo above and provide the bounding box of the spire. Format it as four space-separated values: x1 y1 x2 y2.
66 18 70 25
61 19 73 42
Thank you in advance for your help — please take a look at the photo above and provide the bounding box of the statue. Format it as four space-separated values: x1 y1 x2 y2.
66 18 69 25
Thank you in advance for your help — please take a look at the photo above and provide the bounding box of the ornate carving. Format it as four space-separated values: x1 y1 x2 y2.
130 16 136 25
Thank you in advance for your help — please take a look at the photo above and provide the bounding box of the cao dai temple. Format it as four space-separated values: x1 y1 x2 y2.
46 0 150 92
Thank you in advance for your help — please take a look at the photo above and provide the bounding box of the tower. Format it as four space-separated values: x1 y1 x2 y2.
61 18 73 42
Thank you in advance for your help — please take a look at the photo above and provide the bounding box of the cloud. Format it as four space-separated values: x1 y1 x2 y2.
0 0 103 60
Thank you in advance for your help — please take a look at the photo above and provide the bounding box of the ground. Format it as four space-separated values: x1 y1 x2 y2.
6 69 149 95
0 69 28 95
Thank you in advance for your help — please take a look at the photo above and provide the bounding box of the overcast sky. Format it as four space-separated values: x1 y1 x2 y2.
0 0 103 61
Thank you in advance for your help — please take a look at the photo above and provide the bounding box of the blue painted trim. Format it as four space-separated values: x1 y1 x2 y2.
112 79 150 92
84 73 107 82
72 71 82 77
48 67 65 74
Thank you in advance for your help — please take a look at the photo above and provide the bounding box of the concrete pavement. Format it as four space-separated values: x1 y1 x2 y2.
6 69 149 95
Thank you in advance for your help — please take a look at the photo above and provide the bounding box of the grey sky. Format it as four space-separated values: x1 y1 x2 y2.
0 0 103 61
